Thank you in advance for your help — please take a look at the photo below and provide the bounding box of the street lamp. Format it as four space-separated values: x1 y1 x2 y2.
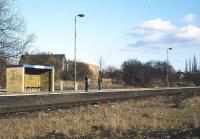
167 47 172 87
74 14 85 91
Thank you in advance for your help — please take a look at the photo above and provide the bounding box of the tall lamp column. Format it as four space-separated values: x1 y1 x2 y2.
167 47 172 87
74 14 85 91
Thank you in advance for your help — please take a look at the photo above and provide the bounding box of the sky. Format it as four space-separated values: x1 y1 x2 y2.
16 0 200 71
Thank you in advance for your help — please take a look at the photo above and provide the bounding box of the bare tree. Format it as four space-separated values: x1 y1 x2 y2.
97 56 105 72
185 59 188 73
121 59 175 86
193 55 197 75
0 0 35 86
189 58 192 74
0 0 35 62
98 56 105 79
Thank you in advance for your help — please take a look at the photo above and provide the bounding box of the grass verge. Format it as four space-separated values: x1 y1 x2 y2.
0 93 200 138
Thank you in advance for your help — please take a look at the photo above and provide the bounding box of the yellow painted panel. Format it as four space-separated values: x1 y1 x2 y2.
6 67 24 93
24 74 40 87
40 71 49 91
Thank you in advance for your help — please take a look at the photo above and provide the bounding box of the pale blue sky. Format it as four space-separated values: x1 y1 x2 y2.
16 0 200 70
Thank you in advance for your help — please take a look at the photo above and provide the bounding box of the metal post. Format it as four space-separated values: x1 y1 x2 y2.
167 49 169 87
74 16 77 91
166 48 172 87
74 14 85 92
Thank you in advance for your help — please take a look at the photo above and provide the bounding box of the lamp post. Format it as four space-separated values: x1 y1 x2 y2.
167 48 172 87
74 14 85 91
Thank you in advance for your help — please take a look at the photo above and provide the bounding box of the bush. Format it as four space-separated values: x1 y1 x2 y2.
121 59 175 86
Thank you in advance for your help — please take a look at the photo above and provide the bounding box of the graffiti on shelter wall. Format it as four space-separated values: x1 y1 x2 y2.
9 69 22 85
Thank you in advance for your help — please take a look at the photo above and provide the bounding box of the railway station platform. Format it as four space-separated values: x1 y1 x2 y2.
0 87 199 96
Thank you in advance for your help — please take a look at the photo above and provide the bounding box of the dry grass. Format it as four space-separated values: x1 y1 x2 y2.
0 95 200 138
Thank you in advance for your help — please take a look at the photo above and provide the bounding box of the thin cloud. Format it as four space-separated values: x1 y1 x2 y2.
129 17 200 48
183 13 198 24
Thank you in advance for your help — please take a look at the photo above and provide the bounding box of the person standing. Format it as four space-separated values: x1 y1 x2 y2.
98 77 102 91
84 75 88 92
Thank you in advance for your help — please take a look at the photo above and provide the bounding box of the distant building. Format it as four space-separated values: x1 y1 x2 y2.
19 53 99 81
19 53 66 71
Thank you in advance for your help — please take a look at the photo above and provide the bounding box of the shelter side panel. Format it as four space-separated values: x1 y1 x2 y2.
40 71 49 91
6 67 24 93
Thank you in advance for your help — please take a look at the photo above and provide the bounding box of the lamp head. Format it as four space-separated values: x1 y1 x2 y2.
168 48 172 50
77 14 85 17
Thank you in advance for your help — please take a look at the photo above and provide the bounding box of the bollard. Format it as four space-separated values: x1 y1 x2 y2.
60 80 63 92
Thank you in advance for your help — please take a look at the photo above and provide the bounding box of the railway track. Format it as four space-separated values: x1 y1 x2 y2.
0 87 200 117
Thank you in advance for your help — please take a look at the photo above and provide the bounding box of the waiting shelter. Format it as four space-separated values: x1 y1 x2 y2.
6 64 54 93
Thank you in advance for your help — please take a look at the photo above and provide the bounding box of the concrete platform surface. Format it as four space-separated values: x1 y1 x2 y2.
0 87 199 96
